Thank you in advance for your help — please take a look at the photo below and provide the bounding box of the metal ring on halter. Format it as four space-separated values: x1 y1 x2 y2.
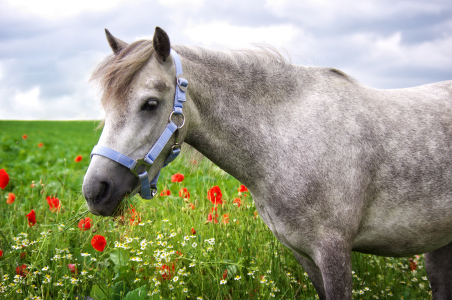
169 111 185 129
171 143 181 152
130 158 152 177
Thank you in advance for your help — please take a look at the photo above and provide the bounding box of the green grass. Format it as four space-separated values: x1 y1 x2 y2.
0 121 432 299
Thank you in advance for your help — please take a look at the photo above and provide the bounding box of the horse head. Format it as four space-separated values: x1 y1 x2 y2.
83 27 188 216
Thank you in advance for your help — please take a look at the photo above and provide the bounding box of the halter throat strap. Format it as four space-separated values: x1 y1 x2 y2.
90 49 188 199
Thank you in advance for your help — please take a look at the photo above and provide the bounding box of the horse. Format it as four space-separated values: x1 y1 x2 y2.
82 27 452 299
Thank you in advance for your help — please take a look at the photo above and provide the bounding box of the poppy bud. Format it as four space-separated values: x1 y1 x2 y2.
181 207 186 212
184 198 189 203
177 228 182 234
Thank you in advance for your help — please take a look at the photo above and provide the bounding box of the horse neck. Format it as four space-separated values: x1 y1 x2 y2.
176 46 301 188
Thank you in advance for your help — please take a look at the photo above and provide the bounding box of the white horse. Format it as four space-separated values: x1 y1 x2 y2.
83 27 452 299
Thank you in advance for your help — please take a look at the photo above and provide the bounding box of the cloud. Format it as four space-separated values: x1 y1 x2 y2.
2 0 143 20
184 21 299 48
0 0 451 119
156 0 205 9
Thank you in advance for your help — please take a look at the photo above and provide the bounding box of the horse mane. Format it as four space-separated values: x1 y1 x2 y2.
90 39 155 109
173 44 293 68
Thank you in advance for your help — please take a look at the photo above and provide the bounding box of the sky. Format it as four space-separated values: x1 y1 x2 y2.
0 0 451 120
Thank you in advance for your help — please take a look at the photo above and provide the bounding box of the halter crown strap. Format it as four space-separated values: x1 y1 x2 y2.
90 49 187 199
172 49 188 115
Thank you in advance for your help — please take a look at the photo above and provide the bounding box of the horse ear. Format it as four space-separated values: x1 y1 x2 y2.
153 27 171 62
105 29 129 55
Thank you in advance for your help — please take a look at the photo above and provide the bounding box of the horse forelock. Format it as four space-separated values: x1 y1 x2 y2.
90 39 155 110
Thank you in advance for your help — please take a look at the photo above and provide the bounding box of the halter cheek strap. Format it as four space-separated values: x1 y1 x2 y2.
90 49 188 199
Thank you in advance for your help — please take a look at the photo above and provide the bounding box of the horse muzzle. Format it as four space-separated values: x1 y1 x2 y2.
82 158 137 216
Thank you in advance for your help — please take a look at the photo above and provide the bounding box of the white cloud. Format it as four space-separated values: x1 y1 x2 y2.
7 86 44 119
0 62 4 81
3 0 143 20
156 0 204 9
264 0 444 26
184 21 299 48
1 83 103 120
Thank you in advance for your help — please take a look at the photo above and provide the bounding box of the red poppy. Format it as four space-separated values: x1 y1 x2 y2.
26 210 36 227
0 250 3 257
222 213 230 224
20 252 26 259
189 203 195 210
179 187 190 199
207 186 223 205
78 217 92 231
91 235 106 252
46 196 60 212
223 270 228 280
207 213 219 224
211 206 217 212
238 184 248 192
68 263 77 274
129 207 141 225
160 263 176 280
74 155 82 162
160 189 171 196
7 193 15 204
38 143 43 148
233 198 241 207
171 173 184 182
253 211 258 220
0 169 9 189
22 135 27 140
409 258 417 271
191 227 196 235
16 264 27 277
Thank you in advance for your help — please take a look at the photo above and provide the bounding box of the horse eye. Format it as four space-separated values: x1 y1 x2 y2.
141 99 158 111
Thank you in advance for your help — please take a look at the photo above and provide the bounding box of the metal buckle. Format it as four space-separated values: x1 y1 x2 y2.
176 74 188 93
130 158 152 177
169 111 185 129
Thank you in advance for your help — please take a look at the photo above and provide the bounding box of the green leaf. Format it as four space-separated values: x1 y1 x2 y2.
113 281 130 300
403 288 412 298
110 248 130 268
113 266 131 282
90 284 110 300
123 285 148 300
226 264 238 279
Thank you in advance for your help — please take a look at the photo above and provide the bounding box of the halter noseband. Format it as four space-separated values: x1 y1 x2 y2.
90 49 188 199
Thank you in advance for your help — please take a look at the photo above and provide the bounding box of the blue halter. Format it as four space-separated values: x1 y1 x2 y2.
90 49 188 199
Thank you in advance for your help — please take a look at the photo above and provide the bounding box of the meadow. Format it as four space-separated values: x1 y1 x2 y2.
0 121 432 299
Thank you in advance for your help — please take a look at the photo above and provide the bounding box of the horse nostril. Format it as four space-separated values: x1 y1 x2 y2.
94 181 111 204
